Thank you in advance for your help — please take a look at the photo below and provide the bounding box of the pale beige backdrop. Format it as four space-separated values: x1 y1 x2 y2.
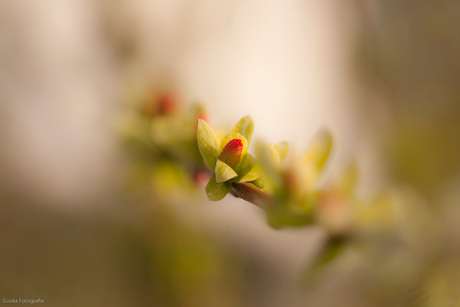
0 0 378 299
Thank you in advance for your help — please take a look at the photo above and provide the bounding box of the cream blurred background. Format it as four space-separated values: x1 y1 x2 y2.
0 0 371 206
0 0 367 269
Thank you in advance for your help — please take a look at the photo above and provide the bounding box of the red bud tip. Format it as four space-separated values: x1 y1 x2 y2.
219 139 243 168
197 113 208 123
195 113 210 131
158 93 176 115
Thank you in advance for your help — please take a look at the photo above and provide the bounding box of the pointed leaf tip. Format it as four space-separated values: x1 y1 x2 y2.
215 160 238 183
237 164 261 183
304 129 333 173
268 144 280 164
274 141 289 163
255 141 283 190
232 115 254 143
197 119 220 170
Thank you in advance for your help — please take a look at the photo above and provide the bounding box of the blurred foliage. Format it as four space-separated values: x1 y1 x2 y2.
118 88 211 199
118 84 405 297
346 0 460 305
355 0 460 200
124 200 247 307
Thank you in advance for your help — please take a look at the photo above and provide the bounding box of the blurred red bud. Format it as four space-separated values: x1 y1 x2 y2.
157 92 176 116
193 171 211 186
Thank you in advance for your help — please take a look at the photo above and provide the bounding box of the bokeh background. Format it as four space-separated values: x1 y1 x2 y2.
1 0 459 306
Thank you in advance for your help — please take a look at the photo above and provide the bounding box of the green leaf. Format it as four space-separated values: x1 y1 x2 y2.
274 141 289 163
255 141 283 191
215 160 238 183
197 119 220 170
312 237 346 267
237 153 254 172
305 237 347 283
268 144 280 163
237 164 261 183
267 209 313 229
151 117 176 146
232 115 254 144
337 162 358 193
303 130 333 173
206 174 231 201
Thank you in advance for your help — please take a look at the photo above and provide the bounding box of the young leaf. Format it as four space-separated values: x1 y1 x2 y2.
268 144 280 164
336 162 358 193
151 117 177 146
255 141 283 191
206 174 231 201
267 209 314 229
303 130 333 173
312 237 347 268
274 141 289 163
232 115 254 143
236 152 255 174
215 160 238 183
197 119 220 170
304 236 347 284
237 164 261 183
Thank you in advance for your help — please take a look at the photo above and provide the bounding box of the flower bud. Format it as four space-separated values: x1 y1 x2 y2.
219 138 244 168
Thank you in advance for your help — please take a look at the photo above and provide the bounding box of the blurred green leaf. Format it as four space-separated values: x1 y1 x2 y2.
303 130 333 173
255 141 284 192
304 236 347 284
274 141 289 163
267 209 313 229
336 162 359 193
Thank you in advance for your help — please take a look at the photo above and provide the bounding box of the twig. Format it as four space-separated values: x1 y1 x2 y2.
230 182 273 210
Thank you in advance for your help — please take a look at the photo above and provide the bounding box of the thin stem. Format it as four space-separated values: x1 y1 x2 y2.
200 167 272 210
230 182 273 210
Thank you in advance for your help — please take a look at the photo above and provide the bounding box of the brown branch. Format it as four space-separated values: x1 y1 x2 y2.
199 167 273 210
230 182 273 210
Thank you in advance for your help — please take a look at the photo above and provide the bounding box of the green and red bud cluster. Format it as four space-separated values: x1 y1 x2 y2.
197 116 262 200
123 93 397 275
197 118 361 237
120 88 216 196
